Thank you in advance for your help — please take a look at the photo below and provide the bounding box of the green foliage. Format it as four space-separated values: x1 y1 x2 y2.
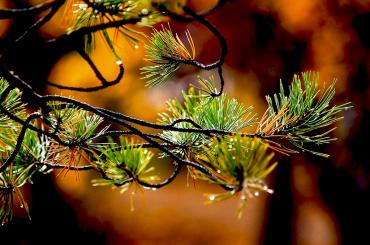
141 25 195 87
45 104 108 170
47 104 106 144
158 83 255 156
13 129 49 169
66 0 162 57
0 128 50 224
0 81 48 222
258 72 352 157
0 162 37 224
194 135 276 218
0 68 351 223
0 78 26 128
0 0 352 223
92 137 155 192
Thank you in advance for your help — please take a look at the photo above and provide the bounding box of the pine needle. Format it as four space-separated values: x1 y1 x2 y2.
257 71 352 156
141 24 196 87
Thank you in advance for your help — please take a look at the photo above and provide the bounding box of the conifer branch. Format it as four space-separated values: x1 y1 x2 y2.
257 72 352 157
141 24 196 87
0 0 351 225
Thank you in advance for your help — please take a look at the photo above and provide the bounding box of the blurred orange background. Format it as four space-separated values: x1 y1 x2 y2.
1 0 369 244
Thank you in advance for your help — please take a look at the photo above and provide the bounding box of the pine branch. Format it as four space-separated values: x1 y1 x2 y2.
0 0 352 225
92 136 157 191
193 135 276 218
158 82 256 156
65 0 161 58
141 24 196 87
257 72 352 157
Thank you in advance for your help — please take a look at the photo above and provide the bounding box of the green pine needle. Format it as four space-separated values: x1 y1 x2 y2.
0 129 46 225
0 78 28 161
0 78 26 123
92 136 155 191
158 83 256 156
258 71 352 156
47 105 105 144
194 135 276 218
141 24 196 87
66 0 160 57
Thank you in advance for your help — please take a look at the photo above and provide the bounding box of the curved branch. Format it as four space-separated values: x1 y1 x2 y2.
41 95 233 136
37 162 95 170
0 0 57 19
112 164 182 189
46 16 144 44
170 118 202 129
183 7 227 96
0 112 41 173
96 130 185 148
136 164 183 188
45 48 124 92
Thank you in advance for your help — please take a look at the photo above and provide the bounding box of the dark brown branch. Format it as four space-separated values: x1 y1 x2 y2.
37 162 95 170
46 16 144 44
0 0 57 19
0 112 41 172
45 48 124 92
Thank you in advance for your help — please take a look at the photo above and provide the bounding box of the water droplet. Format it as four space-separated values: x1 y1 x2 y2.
216 170 221 174
264 187 274 194
254 191 259 197
141 17 148 24
209 195 216 201
20 204 24 209
141 9 149 15
134 44 139 49
116 60 122 65
151 188 157 191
